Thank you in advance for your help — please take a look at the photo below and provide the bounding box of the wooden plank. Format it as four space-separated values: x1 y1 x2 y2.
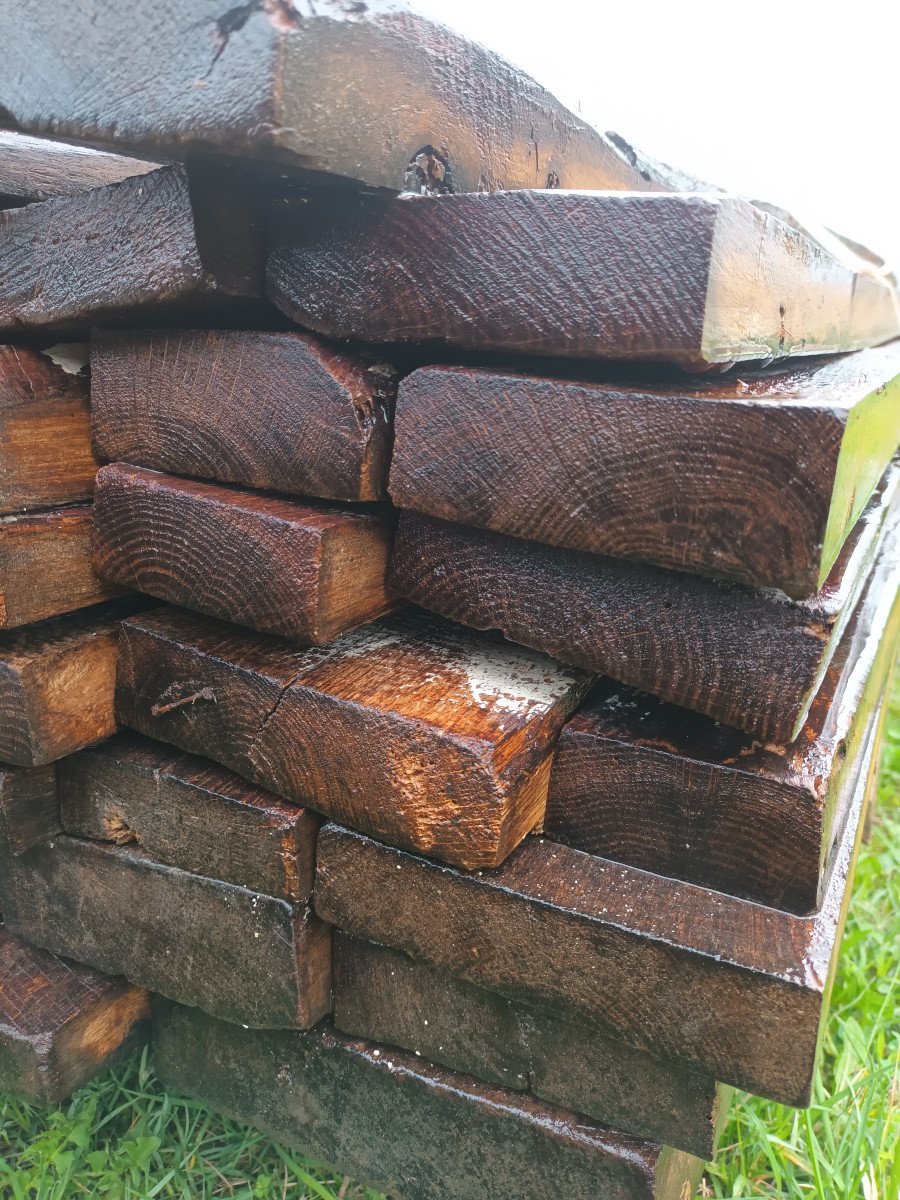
0 599 142 767
0 835 332 1030
92 464 396 641
390 465 900 743
546 519 900 912
268 190 900 369
315 706 880 1107
58 731 320 902
91 329 398 503
115 607 590 869
0 343 98 514
0 131 160 206
333 933 730 1159
390 347 900 596
154 1000 703 1200
0 926 150 1103
0 3 672 195
1 505 122 627
0 162 265 334
0 763 58 855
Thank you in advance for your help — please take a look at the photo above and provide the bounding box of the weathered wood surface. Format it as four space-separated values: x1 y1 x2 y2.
1 836 332 1030
268 190 900 369
115 607 590 868
1 505 122 627
547 515 900 912
0 162 265 334
0 131 159 206
0 599 141 767
154 1001 703 1200
93 465 396 641
333 934 730 1159
0 2 673 196
316 707 879 1106
0 343 98 513
0 763 58 856
0 926 150 1104
390 347 900 596
91 329 398 502
390 466 900 742
59 731 319 901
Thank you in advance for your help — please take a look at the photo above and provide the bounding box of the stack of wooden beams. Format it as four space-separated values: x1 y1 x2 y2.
0 3 898 1195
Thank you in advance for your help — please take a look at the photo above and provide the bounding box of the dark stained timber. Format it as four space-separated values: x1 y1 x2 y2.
92 465 396 642
267 190 900 368
115 607 590 869
333 934 730 1159
0 927 150 1104
315 707 880 1107
91 329 398 503
59 731 320 902
0 763 59 856
390 466 900 743
0 131 159 206
390 347 900 596
0 836 332 1030
154 1001 703 1200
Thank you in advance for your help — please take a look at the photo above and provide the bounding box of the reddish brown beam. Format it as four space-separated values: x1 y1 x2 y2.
0 131 160 206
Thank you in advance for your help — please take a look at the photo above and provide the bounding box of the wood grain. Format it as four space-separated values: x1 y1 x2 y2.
154 1000 703 1200
59 731 320 902
0 131 159 206
0 926 149 1104
0 835 332 1030
93 464 396 641
546 514 900 911
268 190 899 368
0 762 59 856
391 347 900 596
390 465 899 743
115 606 590 868
91 329 398 503
333 933 730 1159
315 704 880 1106
0 343 98 514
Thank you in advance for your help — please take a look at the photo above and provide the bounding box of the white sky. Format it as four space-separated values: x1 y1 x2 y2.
413 0 900 268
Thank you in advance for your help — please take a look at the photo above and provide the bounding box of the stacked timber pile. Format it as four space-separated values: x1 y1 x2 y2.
0 3 899 1196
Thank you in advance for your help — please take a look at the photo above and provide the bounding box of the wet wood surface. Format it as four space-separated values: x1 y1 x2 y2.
91 329 398 503
93 465 396 641
316 707 879 1106
0 344 98 514
333 933 730 1159
59 731 320 902
547 516 900 911
390 467 899 742
0 131 159 206
390 348 900 596
115 606 590 868
0 599 141 767
0 763 59 856
0 926 150 1103
268 190 900 368
154 1000 703 1200
0 835 332 1030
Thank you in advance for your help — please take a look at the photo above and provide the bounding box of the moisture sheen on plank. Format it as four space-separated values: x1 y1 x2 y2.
154 1002 703 1200
0 2 669 195
1 505 122 627
0 762 59 856
58 731 320 901
115 606 590 869
0 131 159 206
390 466 900 743
315 710 878 1107
546 514 900 912
0 927 150 1104
390 346 900 596
0 343 99 514
0 162 265 334
92 464 396 641
0 835 332 1030
90 329 398 502
333 934 730 1159
267 190 900 368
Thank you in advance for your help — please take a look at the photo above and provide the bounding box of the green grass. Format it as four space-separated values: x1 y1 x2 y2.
1 688 898 1200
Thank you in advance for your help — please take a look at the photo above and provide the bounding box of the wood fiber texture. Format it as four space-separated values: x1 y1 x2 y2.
0 131 159 206
0 763 59 856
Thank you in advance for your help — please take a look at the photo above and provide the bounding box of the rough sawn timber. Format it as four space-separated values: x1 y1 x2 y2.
0 131 159 206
